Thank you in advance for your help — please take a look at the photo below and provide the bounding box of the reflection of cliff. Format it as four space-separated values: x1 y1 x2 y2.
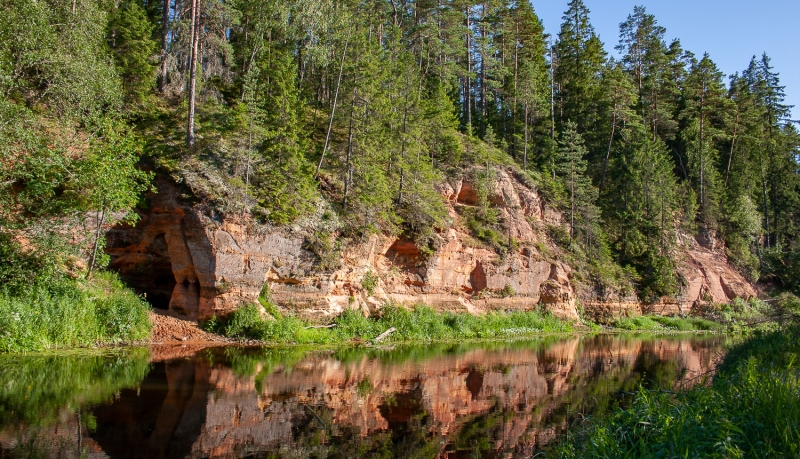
84 336 725 458
91 359 214 459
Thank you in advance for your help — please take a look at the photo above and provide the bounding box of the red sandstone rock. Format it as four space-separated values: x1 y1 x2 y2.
106 171 756 323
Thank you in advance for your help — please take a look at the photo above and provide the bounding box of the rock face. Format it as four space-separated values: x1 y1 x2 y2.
106 171 756 321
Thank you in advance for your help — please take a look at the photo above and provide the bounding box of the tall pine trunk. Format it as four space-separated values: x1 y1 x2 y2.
600 106 617 192
549 44 556 180
314 26 351 179
159 0 171 93
186 0 199 148
465 6 472 130
343 78 358 210
725 108 740 186
523 104 528 171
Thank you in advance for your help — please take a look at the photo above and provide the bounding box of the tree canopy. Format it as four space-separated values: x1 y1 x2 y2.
1 0 799 297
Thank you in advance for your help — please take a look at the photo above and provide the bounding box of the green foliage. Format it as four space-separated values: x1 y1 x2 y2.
361 271 379 296
722 195 762 281
555 122 601 248
0 0 122 118
304 230 343 272
499 284 516 298
462 206 508 253
210 303 573 345
549 326 800 458
764 245 800 294
108 0 157 104
0 272 151 353
612 315 720 332
248 42 319 225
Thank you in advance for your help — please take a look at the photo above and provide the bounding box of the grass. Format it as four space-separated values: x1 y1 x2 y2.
612 315 721 332
201 303 574 345
548 323 800 458
0 271 152 353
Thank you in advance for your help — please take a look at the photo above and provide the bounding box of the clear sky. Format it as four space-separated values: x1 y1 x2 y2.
532 0 799 119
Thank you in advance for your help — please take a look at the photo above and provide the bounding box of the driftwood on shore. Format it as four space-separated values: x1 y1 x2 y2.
372 327 396 343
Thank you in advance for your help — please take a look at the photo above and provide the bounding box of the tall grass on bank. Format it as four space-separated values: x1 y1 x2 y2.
0 272 152 353
548 323 800 458
612 315 721 332
202 303 573 345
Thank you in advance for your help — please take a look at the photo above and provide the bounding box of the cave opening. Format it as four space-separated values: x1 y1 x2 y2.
106 231 176 311
140 234 176 310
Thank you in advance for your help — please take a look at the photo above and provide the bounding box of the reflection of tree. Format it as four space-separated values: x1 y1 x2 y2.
274 409 440 459
0 349 150 427
0 349 150 457
447 404 506 458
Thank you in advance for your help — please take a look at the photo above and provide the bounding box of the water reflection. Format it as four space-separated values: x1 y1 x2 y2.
0 335 728 458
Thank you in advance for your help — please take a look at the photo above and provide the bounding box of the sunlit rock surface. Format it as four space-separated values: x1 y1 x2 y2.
106 171 755 321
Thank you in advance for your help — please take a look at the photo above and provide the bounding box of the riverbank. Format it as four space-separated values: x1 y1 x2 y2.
1 291 767 353
199 303 578 345
548 319 800 457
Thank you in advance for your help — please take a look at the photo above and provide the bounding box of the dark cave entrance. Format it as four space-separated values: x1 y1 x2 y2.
106 230 176 311
140 234 176 310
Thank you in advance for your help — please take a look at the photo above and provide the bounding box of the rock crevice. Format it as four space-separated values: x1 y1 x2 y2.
106 172 756 322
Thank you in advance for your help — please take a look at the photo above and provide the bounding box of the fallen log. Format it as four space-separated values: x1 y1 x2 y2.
372 327 396 343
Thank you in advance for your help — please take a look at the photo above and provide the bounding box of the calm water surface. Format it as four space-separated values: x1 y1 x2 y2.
0 334 730 458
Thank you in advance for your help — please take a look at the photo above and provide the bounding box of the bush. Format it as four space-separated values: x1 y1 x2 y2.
499 284 516 298
362 271 379 296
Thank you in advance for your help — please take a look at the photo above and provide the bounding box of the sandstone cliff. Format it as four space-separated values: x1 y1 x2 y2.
106 171 756 322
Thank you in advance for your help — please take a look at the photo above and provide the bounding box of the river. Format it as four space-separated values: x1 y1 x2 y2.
0 333 730 458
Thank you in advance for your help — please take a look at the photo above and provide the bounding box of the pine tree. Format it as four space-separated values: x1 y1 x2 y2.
680 53 730 228
598 60 638 191
108 0 158 104
505 0 549 170
617 6 679 141
556 121 599 247
553 0 606 134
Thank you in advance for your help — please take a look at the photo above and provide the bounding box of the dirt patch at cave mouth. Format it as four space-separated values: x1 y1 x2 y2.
149 311 233 345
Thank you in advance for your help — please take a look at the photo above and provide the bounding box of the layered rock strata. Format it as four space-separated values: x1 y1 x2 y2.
106 172 756 321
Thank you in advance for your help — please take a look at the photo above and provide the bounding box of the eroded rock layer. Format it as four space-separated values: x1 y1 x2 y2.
106 171 756 321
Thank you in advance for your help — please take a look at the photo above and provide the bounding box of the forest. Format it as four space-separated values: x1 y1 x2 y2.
1 0 799 314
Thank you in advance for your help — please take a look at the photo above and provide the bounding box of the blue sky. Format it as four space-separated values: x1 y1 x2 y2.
532 0 799 119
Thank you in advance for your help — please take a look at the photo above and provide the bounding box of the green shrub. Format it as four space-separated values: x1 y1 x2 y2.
499 284 516 298
304 231 343 271
362 271 379 296
612 315 721 332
